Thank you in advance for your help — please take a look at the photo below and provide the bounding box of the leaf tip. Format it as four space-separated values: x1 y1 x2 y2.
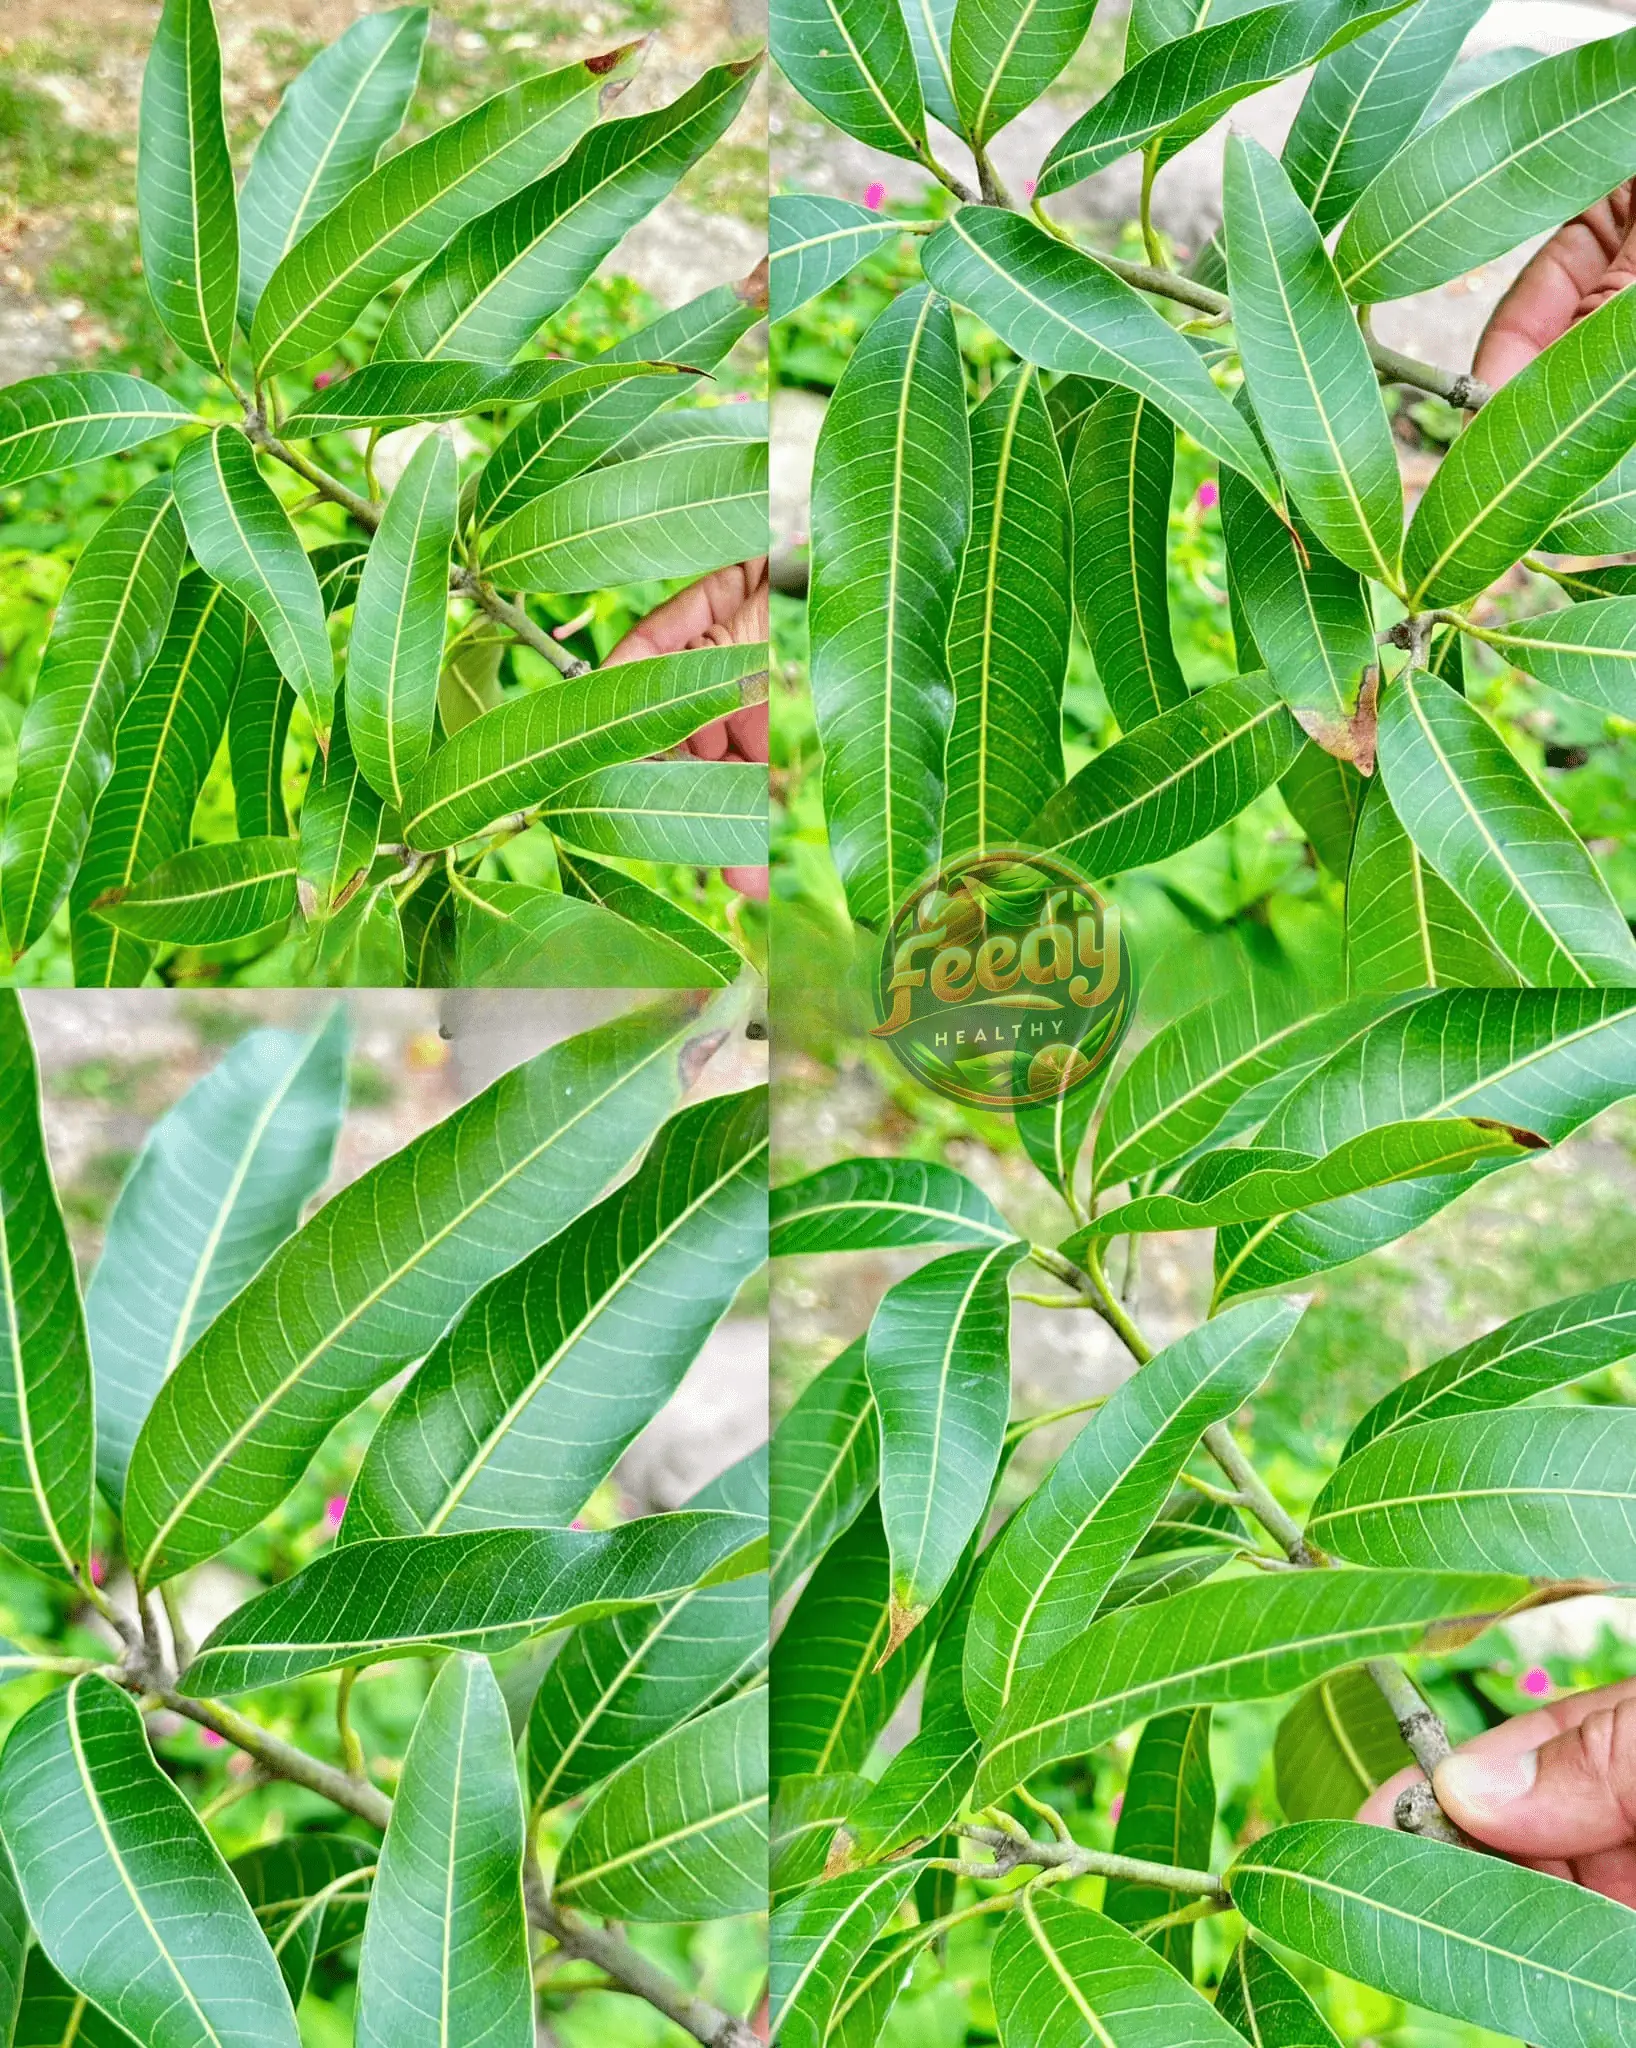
821 1830 858 1880
738 258 769 312
879 1597 926 1666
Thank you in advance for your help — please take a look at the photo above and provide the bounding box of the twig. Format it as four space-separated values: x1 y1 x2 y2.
448 568 589 679
1363 1658 1468 1845
955 1822 1229 1902
336 1666 368 1782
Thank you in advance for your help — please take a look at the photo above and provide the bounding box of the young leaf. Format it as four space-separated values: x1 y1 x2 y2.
0 478 185 960
1273 1666 1411 1823
355 1655 531 2048
557 846 742 985
297 691 383 920
183 1509 762 1691
770 1864 924 2048
279 358 635 433
379 61 759 362
1014 1051 1109 1210
770 194 908 322
346 429 456 806
973 1567 1525 1804
808 282 967 929
1070 385 1188 734
122 989 735 1583
344 1087 767 1538
949 0 1099 146
173 428 334 739
770 1339 878 1604
539 760 767 866
236 5 429 328
1216 1937 1344 2048
453 883 730 987
229 1835 374 2007
1403 286 1636 609
944 367 1069 851
1026 672 1303 878
0 371 193 490
0 992 96 1582
920 208 1274 495
1375 666 1636 987
91 834 300 946
1102 1709 1216 1978
399 643 764 849
251 51 639 375
0 1676 300 2048
769 0 927 160
1229 1820 1636 2045
70 571 244 987
554 1690 767 1921
136 0 239 372
1337 27 1636 302
86 1012 347 1503
1345 773 1514 993
772 1158 1011 1256
964 1300 1302 1732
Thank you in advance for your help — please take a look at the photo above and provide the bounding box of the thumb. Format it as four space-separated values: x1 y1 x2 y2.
1433 1697 1636 1860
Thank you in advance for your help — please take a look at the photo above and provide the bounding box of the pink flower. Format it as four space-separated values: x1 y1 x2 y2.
325 1495 348 1529
89 1555 107 1587
1519 1665 1552 1698
1196 480 1219 512
1109 1792 1124 1822
312 370 338 391
200 1728 226 1748
571 1516 589 1531
1024 179 1037 198
863 182 886 212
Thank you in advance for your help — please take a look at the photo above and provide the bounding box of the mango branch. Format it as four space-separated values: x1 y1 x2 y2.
955 1821 1229 1902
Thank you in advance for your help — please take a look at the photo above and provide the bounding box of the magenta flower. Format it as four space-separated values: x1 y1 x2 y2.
89 1554 107 1587
325 1495 348 1529
1519 1665 1553 1698
1196 479 1219 512
312 370 337 391
571 1516 589 1531
1024 179 1037 198
863 182 886 211
200 1728 226 1748
1109 1792 1124 1822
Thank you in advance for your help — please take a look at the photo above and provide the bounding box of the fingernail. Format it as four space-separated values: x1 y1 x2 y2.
1434 1748 1538 1819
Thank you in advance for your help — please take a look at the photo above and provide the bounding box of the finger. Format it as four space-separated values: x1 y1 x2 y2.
1474 223 1612 386
724 701 768 763
723 863 769 901
1357 1762 1424 1828
1570 1843 1636 1909
687 716 730 761
604 561 763 666
1576 213 1636 316
1433 1692 1636 1859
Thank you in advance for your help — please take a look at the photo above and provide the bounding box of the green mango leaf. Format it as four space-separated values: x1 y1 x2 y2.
311 540 370 615
0 478 185 960
453 883 733 987
1224 136 1402 587
944 366 1069 851
556 846 742 984
281 358 659 433
356 1655 531 2048
173 428 334 740
237 6 428 328
0 1845 23 2047
230 1835 374 2006
88 1012 347 1504
15 1947 141 2047
1280 742 1363 876
772 1158 1011 1257
1038 0 1412 195
770 1863 924 2048
70 570 244 987
1404 286 1636 608
298 690 384 921
399 643 762 850
381 61 759 363
252 50 636 375
136 0 239 372
539 761 767 867
1281 0 1491 234
0 1676 299 2047
770 1339 877 1604
992 1891 1243 2047
1216 1936 1344 2047
1471 596 1636 717
972 1566 1524 1804
185 1508 762 1692
1070 385 1188 734
1375 666 1636 987
772 1772 869 1901
528 1447 767 1810
807 284 966 930
770 194 907 321
91 834 299 945
346 1087 766 1537
949 0 1098 145
1337 27 1636 302
0 992 95 1580
1545 449 1636 554
122 988 736 1583
867 1241 1025 1642
0 372 194 490
1273 1666 1412 1823
920 208 1273 494
963 1298 1302 1732
555 1688 767 1919
769 0 927 160
346 429 457 807
1124 0 1267 69
1015 1051 1110 1208
480 434 766 591
294 883 406 986
1103 1709 1216 1977
1026 673 1303 878
400 867 456 985
1229 1820 1636 2046
1345 773 1514 993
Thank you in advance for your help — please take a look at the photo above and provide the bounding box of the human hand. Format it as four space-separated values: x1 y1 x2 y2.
1473 180 1636 387
603 558 770 901
1359 1675 1636 1908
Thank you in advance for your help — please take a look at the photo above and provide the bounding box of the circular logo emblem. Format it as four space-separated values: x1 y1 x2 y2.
870 849 1133 1111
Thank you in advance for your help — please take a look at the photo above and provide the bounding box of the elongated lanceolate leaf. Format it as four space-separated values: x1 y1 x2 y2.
252 52 636 375
1471 597 1636 718
770 1863 923 2048
231 1835 373 2007
229 631 292 840
556 846 743 985
1274 1664 1410 1823
772 1157 1011 1257
236 6 428 328
355 1655 531 2048
91 834 299 946
0 993 96 1581
173 428 334 739
771 1773 868 1900
345 1087 766 1538
0 479 184 960
770 1340 876 1603
452 883 730 987
137 0 239 371
949 0 1098 146
122 988 736 1583
297 690 382 921
14 1948 142 2047
539 761 766 866
89 1013 347 1505
1546 448 1636 555
1230 1820 1636 2047
1103 1710 1216 1978
921 209 1273 494
770 0 926 160
770 195 906 321
1346 773 1512 993
973 1567 1524 1804
0 372 193 490
1217 1937 1344 2047
963 1299 1301 1731
1338 28 1636 302
0 1676 299 2048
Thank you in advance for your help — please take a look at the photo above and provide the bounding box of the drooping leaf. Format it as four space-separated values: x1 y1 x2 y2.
229 1835 373 2007
88 1012 346 1506
1337 27 1636 302
771 1158 1011 1257
949 0 1098 145
136 0 239 372
539 761 767 867
770 1339 877 1605
1345 772 1513 993
0 372 193 491
556 846 742 985
0 1675 300 2047
1273 1666 1412 1823
769 0 927 160
1216 1937 1345 2048
453 882 731 987
122 988 736 1583
355 1654 531 2048
297 690 383 921
91 834 299 946
808 284 968 930
345 1086 767 1538
770 194 908 321
770 1863 924 2048
0 478 185 960
1102 1709 1217 1977
280 358 652 433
